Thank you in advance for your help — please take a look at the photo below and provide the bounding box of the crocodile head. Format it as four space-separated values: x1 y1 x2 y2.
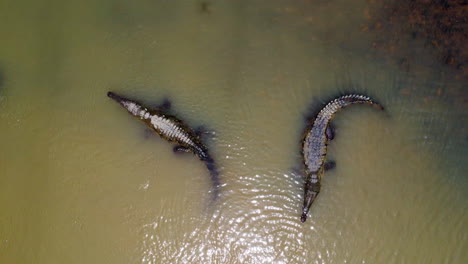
107 91 123 102
301 190 318 222
301 172 321 223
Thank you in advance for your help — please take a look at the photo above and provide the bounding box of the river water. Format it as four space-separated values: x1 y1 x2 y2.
0 1 466 263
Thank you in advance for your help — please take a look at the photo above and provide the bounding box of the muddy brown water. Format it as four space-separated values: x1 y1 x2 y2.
0 1 466 263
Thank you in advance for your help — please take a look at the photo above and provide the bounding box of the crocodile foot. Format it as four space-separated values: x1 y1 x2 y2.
324 161 336 171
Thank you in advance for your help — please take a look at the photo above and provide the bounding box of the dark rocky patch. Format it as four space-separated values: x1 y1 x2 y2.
365 0 467 79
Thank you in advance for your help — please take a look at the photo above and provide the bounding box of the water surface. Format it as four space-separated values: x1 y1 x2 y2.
0 1 466 263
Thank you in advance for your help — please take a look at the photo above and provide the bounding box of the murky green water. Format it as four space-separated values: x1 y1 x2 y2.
0 1 466 263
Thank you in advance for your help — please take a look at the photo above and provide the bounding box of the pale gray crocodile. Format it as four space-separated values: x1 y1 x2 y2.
107 91 219 199
301 94 384 222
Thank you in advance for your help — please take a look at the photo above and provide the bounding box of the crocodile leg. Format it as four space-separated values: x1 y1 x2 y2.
326 124 335 140
173 145 191 153
156 98 172 110
143 128 155 139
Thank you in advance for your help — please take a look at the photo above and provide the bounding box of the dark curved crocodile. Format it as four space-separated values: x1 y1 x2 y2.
107 91 220 199
300 94 384 222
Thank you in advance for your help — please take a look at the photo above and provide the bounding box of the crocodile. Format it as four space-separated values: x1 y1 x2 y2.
107 91 220 199
300 94 384 222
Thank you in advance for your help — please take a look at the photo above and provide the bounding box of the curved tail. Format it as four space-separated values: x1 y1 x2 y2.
204 156 220 200
317 94 384 122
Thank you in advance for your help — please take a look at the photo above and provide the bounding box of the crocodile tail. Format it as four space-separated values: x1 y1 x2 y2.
204 156 220 200
317 94 384 122
333 94 383 110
